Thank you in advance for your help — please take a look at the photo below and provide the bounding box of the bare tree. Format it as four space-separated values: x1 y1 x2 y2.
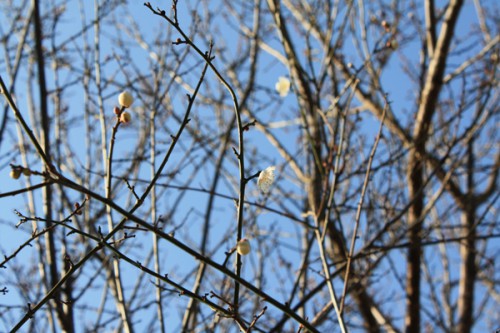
1 0 498 332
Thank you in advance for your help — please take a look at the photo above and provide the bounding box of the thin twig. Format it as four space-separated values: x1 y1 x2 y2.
339 96 388 313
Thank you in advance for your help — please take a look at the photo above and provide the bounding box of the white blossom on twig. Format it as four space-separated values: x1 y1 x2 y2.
275 77 290 97
257 166 276 193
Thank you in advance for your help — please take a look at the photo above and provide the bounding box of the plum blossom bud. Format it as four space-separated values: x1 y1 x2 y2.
257 166 276 193
74 202 83 215
10 169 21 179
275 76 291 97
381 20 391 31
120 111 131 124
118 91 134 108
237 238 251 255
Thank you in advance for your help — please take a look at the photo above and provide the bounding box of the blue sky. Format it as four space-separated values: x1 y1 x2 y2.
1 1 498 332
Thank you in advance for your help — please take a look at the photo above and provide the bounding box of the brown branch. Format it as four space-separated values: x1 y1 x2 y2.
425 0 437 58
414 0 464 142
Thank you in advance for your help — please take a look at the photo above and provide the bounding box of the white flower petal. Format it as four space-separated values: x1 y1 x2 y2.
257 166 276 193
275 77 290 97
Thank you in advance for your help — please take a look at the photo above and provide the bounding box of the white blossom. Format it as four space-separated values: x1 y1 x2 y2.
275 76 290 97
257 166 276 193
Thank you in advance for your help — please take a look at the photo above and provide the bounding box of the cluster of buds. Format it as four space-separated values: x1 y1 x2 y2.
116 91 134 124
10 166 31 179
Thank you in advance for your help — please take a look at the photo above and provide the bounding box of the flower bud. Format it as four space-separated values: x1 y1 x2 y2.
118 91 134 108
113 106 121 115
236 238 251 255
381 20 390 31
74 202 83 215
22 168 31 176
10 169 21 179
120 111 131 124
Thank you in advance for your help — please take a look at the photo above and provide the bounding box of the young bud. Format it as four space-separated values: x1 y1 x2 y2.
120 111 131 124
74 202 83 215
236 238 251 255
113 106 121 115
118 91 134 108
22 168 31 176
381 20 390 31
10 169 21 179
